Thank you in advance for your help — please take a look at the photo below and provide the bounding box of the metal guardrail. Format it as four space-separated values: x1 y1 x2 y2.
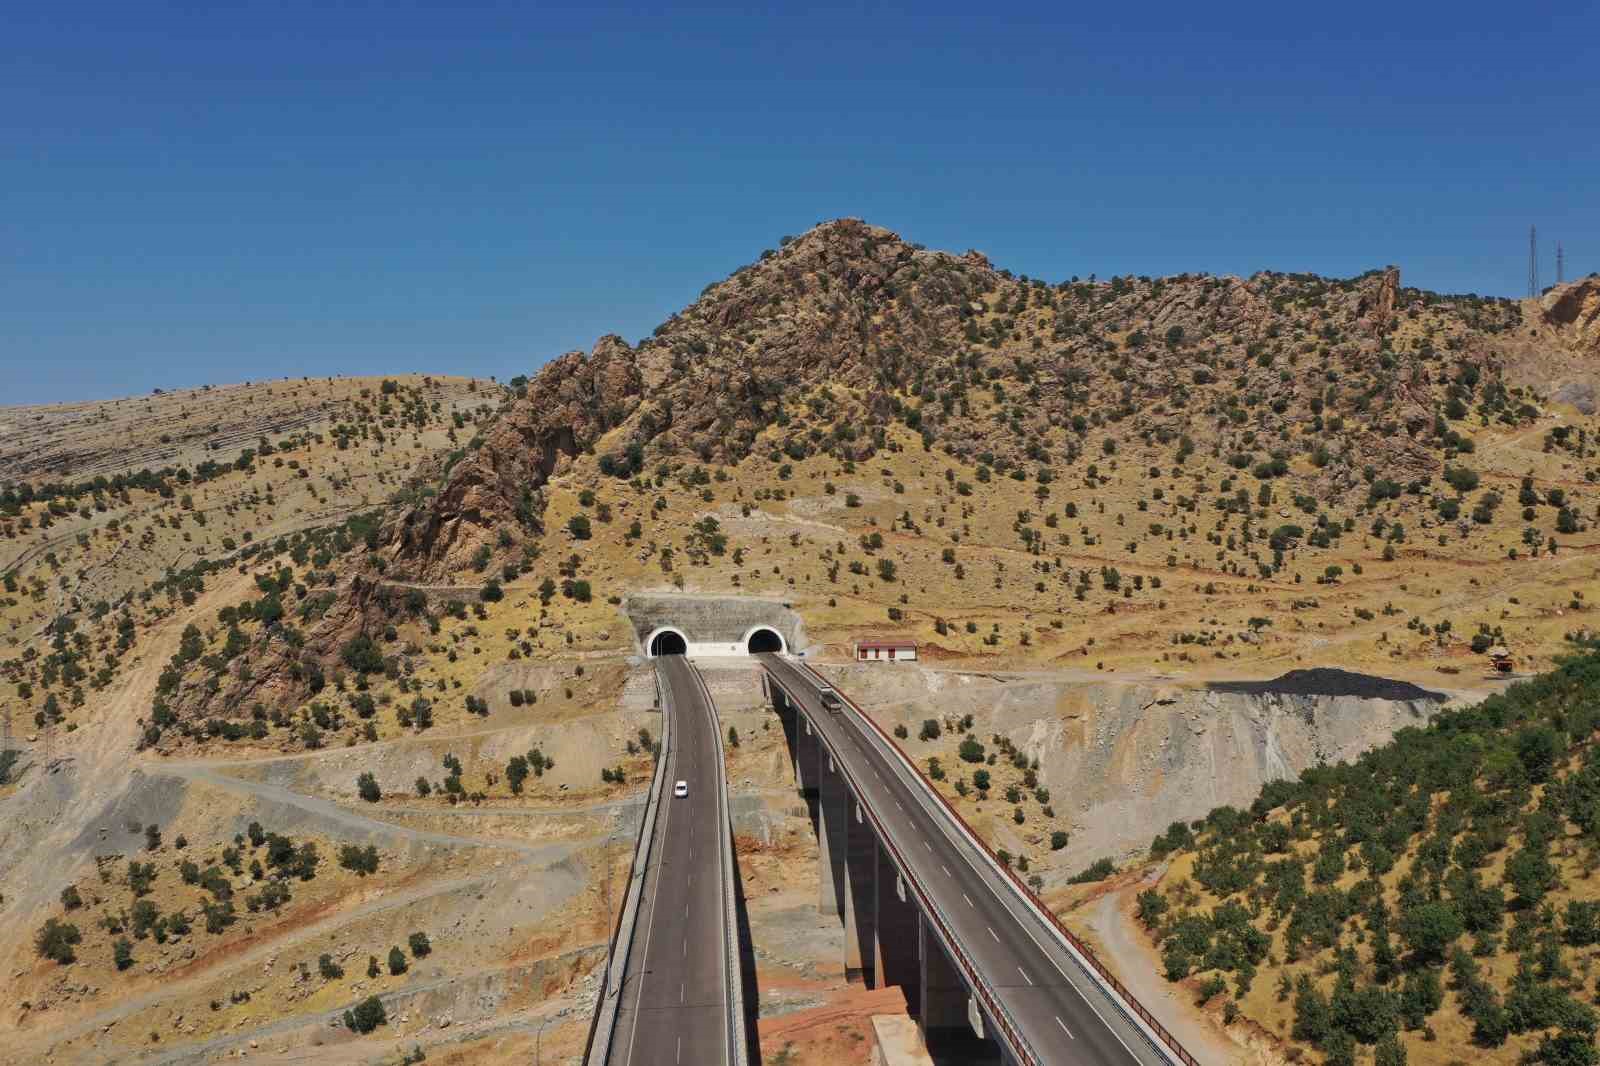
792 660 1200 1066
584 663 675 1066
764 668 1043 1066
687 662 749 1066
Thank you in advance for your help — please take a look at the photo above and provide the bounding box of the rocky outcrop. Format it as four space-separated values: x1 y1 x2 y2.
1541 276 1600 356
1356 265 1400 333
385 336 646 579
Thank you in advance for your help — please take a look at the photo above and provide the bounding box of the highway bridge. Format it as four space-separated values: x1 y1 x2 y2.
587 650 1197 1066
760 654 1195 1066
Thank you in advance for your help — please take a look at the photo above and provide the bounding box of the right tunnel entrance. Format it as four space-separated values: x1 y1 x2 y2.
650 629 687 656
746 627 784 654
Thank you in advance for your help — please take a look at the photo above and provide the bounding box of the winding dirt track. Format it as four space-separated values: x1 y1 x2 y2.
154 763 582 857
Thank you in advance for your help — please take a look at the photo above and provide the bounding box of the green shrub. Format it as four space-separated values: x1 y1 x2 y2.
345 995 387 1034
35 919 81 964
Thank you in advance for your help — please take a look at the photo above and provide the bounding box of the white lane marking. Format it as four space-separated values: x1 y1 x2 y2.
924 841 933 852
1056 1016 1074 1039
681 982 685 1003
964 893 974 908
942 865 951 877
987 926 999 943
677 1036 683 1062
1018 966 1033 986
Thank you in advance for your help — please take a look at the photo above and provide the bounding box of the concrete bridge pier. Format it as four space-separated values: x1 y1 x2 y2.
796 709 819 802
918 915 970 1044
844 797 878 984
770 677 800 786
875 842 921 1007
818 748 849 921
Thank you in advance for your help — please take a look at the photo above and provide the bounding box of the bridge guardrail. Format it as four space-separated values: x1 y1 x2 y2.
764 669 1043 1066
688 663 749 1066
792 660 1199 1066
584 663 675 1066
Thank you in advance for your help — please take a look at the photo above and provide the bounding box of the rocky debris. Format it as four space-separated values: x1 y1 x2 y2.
1553 380 1597 415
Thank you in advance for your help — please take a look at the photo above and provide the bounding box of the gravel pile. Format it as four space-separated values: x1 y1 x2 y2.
1208 668 1446 703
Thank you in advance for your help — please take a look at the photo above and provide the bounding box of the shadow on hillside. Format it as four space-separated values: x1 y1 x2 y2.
1208 667 1446 702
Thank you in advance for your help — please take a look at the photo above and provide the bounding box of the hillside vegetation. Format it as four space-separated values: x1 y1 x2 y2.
5 222 1600 761
0 375 492 735
5 223 1598 756
1134 643 1600 1065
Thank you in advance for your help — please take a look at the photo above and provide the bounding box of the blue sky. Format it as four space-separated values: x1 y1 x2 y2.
4 1 1596 404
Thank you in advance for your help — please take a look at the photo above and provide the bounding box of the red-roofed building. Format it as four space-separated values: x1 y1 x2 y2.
854 637 918 662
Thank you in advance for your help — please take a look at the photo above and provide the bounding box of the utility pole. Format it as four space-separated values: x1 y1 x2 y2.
1529 225 1540 297
1557 242 1566 286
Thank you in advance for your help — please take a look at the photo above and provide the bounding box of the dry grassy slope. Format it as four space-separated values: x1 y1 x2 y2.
0 375 496 730
0 375 492 481
0 629 653 1065
0 372 489 601
147 403 1600 757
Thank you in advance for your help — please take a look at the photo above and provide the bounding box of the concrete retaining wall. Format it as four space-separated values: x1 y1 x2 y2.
623 594 809 658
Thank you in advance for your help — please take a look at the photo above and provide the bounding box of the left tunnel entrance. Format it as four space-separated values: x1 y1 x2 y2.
649 629 687 656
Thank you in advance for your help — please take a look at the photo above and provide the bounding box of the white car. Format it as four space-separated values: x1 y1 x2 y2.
673 781 689 798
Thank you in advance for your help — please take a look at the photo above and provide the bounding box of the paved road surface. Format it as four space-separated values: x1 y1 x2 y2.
762 654 1168 1066
607 656 729 1066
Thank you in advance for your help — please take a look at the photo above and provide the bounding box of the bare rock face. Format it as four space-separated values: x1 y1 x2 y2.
837 665 1448 874
1542 276 1600 356
381 219 996 580
386 336 645 579
1355 265 1400 333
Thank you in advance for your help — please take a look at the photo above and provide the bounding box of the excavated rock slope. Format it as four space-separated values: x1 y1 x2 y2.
818 663 1451 875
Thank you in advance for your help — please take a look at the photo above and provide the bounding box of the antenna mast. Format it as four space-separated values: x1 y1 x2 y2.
1529 225 1540 297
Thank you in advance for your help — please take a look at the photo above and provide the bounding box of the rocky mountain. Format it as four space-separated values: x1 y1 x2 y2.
388 219 1526 582
69 219 1600 747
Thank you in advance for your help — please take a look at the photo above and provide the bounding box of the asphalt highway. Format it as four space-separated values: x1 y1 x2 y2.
762 654 1171 1066
606 656 729 1066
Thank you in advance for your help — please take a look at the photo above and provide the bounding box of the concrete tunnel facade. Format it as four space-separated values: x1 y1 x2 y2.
625 594 806 658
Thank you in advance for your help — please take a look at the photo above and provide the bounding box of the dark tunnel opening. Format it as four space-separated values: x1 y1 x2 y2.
746 628 783 654
650 629 687 656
